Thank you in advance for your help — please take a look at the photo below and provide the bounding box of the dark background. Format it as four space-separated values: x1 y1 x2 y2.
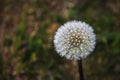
0 0 120 80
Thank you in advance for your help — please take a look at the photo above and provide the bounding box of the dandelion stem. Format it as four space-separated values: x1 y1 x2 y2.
78 60 84 80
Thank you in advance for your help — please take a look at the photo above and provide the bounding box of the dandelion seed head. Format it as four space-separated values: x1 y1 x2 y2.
54 20 96 60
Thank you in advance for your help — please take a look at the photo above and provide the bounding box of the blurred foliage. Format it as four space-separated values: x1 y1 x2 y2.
0 0 120 80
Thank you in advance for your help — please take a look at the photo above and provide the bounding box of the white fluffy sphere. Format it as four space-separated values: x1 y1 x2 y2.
54 21 96 60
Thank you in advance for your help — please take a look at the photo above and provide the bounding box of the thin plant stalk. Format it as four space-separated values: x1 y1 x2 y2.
78 60 84 80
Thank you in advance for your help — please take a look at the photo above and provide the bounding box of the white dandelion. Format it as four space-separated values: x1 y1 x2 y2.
54 20 96 60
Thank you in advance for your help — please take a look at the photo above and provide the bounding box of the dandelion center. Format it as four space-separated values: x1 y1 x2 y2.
68 33 83 48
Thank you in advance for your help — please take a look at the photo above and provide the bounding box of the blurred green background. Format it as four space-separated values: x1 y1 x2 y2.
0 0 120 80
